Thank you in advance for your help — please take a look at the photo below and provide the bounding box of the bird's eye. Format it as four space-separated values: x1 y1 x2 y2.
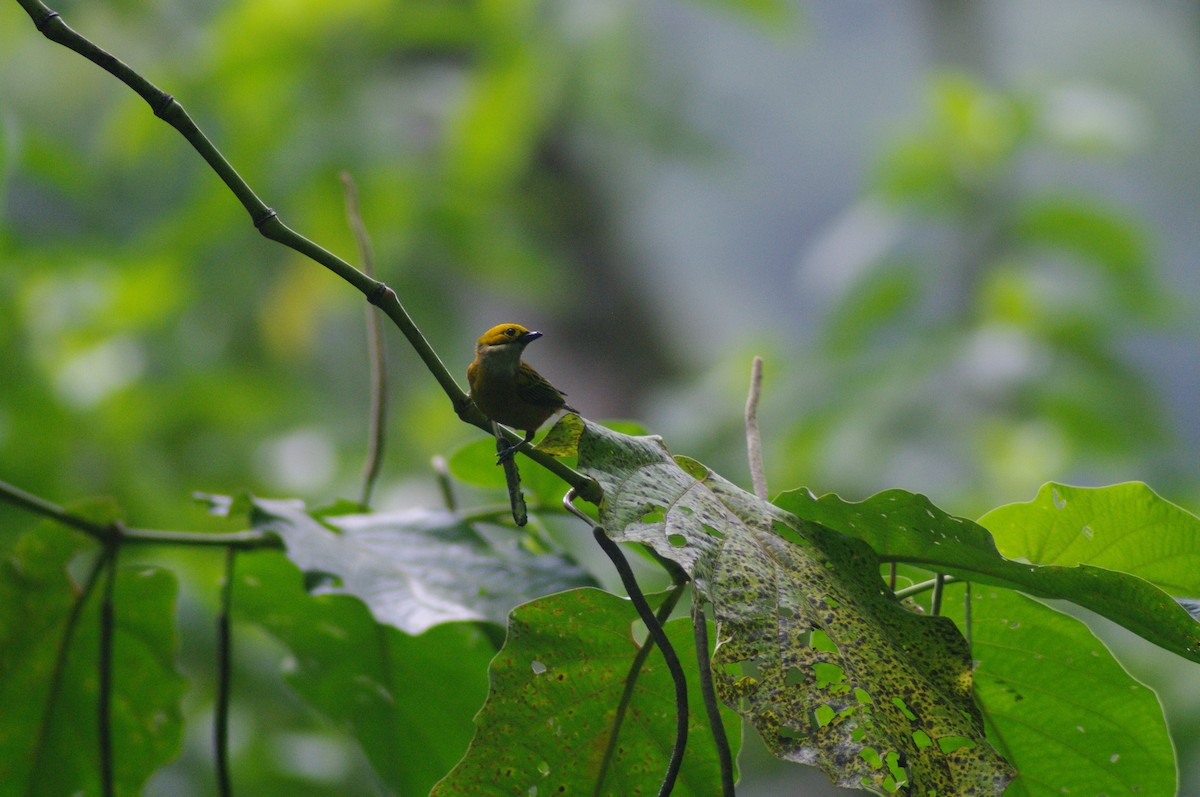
505 327 516 336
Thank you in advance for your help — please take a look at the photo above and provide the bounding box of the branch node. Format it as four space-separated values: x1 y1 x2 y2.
366 281 392 307
151 92 175 119
252 207 277 230
34 10 61 31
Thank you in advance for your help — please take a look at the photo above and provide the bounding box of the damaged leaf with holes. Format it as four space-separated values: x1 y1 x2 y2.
577 421 1015 795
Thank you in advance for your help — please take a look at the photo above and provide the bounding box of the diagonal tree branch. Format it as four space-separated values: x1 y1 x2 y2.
14 0 601 504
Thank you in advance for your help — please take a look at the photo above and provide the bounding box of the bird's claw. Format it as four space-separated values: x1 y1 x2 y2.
495 444 520 465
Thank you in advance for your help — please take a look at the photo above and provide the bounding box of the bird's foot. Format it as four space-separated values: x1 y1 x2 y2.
495 443 521 465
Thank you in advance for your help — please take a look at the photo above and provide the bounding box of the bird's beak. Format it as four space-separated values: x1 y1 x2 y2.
518 330 544 344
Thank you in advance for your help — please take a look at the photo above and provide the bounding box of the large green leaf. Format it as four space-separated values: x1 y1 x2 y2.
431 587 741 797
979 482 1200 596
246 497 593 634
233 550 494 796
776 487 1200 662
577 423 1013 795
945 585 1175 797
0 525 185 797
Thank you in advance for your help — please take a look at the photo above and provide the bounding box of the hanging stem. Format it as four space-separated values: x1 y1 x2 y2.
432 456 457 512
565 489 688 797
592 528 688 797
98 537 119 797
964 581 974 653
341 173 388 509
498 424 528 527
931 573 946 616
692 599 736 796
215 547 237 797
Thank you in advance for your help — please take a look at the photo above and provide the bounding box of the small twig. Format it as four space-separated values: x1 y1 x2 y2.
0 478 278 549
98 537 119 797
497 424 528 527
931 573 946 616
215 547 236 797
341 173 388 508
0 477 111 539
431 456 457 512
692 599 736 796
964 581 973 654
564 489 688 797
745 356 767 500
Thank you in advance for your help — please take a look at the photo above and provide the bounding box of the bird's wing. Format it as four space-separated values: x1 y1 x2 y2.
515 363 569 407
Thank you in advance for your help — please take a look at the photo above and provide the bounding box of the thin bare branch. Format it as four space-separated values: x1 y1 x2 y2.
564 489 688 797
0 479 278 550
98 541 118 797
692 599 736 796
498 424 528 527
745 356 767 500
215 547 236 797
341 173 388 508
431 456 457 512
14 0 601 504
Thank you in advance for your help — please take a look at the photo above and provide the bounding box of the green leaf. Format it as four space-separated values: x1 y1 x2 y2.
247 497 593 634
533 412 584 457
0 526 185 797
431 587 741 797
823 261 922 354
979 482 1200 596
233 550 494 796
447 437 575 507
578 423 1014 794
945 585 1175 797
448 438 511 489
1014 197 1157 315
777 487 1200 663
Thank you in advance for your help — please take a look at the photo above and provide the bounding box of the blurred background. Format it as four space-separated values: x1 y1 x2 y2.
2 0 1198 793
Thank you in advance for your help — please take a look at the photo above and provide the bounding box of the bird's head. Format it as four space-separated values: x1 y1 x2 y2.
475 323 543 355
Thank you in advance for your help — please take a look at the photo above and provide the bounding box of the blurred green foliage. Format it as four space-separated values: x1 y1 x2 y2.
2 0 1198 794
766 75 1177 512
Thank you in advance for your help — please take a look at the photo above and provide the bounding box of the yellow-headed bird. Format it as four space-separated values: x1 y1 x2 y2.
467 323 575 463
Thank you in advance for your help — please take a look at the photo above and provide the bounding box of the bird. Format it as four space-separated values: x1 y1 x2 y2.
467 323 576 463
